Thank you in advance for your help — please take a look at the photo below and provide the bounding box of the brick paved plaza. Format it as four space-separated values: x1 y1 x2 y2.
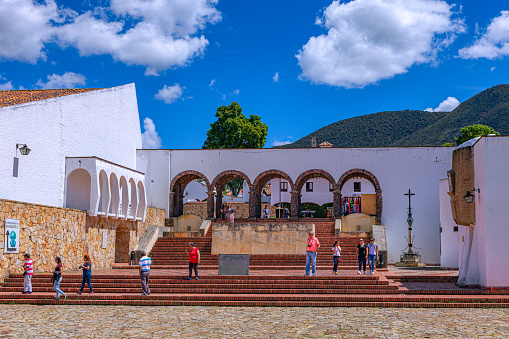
0 305 508 338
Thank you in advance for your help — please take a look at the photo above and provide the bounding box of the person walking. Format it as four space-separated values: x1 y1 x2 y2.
22 253 33 294
305 231 320 276
221 203 227 221
357 239 368 275
186 242 200 280
77 255 93 294
367 238 379 274
139 251 151 296
52 257 66 300
227 204 235 223
263 205 269 218
331 241 341 275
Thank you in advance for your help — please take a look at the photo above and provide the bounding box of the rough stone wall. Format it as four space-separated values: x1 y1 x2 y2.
450 147 475 226
211 222 315 255
184 202 277 219
0 199 165 279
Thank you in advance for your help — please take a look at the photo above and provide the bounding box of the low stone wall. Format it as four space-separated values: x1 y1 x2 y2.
184 202 278 219
211 222 315 255
0 199 164 279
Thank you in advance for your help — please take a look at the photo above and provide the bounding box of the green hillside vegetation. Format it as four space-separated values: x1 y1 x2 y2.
280 84 509 148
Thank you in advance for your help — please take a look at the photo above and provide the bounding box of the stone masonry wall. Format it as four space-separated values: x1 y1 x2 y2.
184 202 278 219
0 199 165 279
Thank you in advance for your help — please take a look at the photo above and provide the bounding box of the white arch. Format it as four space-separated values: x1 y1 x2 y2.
128 178 137 219
66 169 92 210
119 176 129 218
98 170 110 215
109 173 120 217
137 181 147 221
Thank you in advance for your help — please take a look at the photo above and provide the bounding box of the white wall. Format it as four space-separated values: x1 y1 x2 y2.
439 178 458 268
136 149 170 214
473 136 509 287
0 84 141 207
143 147 454 264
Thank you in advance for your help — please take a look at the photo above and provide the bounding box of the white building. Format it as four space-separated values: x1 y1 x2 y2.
2 83 508 286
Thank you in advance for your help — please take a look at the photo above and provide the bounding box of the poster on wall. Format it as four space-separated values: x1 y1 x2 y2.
4 218 20 254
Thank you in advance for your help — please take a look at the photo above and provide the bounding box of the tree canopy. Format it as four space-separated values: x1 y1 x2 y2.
203 102 268 149
454 124 500 146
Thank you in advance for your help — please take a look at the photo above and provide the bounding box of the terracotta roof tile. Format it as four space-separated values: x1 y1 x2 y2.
0 88 102 108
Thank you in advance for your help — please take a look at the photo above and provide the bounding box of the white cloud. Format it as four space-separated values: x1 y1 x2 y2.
232 89 240 95
272 139 292 147
209 79 215 87
491 67 496 71
297 0 466 88
273 72 279 82
141 117 162 149
0 0 221 74
0 0 63 63
154 84 184 104
425 96 460 112
0 81 14 90
222 94 226 100
459 11 509 59
36 72 86 89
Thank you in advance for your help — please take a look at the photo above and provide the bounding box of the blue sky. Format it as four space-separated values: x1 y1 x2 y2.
1 0 509 149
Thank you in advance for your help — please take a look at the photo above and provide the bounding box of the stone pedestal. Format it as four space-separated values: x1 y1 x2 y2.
395 252 426 267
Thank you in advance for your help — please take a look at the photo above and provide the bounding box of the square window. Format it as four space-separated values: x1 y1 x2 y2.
353 182 361 192
280 181 288 192
306 182 313 192
453 226 459 232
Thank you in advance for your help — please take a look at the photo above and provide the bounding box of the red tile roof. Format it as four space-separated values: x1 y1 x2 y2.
0 88 101 108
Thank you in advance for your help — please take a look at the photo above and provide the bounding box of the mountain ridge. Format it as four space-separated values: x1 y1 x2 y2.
279 84 509 148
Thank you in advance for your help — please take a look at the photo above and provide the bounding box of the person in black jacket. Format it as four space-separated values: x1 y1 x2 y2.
357 239 368 275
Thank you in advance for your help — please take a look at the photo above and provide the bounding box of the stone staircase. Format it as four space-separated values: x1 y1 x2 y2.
146 220 362 270
1 273 509 307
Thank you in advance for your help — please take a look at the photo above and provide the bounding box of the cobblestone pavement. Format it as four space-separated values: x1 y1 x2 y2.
0 305 508 338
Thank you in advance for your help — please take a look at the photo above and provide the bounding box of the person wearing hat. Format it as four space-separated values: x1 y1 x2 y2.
138 250 151 296
185 242 200 280
22 253 33 294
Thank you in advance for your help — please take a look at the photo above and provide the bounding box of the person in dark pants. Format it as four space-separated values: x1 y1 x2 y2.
185 242 200 280
139 250 151 296
357 239 368 275
77 255 93 294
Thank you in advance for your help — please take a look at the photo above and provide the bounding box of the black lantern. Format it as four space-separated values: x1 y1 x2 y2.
16 144 31 156
463 191 475 203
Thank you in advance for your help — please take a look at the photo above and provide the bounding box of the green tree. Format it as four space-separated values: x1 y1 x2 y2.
441 142 453 146
203 102 268 149
204 102 268 196
454 124 500 146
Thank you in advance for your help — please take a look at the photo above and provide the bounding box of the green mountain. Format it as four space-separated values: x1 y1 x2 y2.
281 84 509 148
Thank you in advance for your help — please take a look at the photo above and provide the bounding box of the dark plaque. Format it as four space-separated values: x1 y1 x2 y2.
218 254 249 275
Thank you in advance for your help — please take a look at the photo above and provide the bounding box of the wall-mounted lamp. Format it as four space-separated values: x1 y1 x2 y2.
16 143 31 156
463 188 480 204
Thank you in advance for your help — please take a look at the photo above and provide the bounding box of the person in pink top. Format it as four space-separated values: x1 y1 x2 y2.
305 231 320 276
22 253 33 294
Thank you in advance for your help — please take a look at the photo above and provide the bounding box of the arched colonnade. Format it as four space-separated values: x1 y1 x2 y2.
169 168 382 224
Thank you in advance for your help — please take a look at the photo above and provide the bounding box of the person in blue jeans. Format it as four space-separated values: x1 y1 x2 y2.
77 255 93 295
52 256 66 300
305 231 320 276
367 238 379 274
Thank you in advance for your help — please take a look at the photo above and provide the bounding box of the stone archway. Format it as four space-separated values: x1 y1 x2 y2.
250 170 295 220
295 169 336 219
169 170 212 218
211 170 252 219
115 224 131 263
337 169 382 225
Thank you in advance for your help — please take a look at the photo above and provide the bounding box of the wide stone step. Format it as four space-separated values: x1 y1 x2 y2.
0 294 508 308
